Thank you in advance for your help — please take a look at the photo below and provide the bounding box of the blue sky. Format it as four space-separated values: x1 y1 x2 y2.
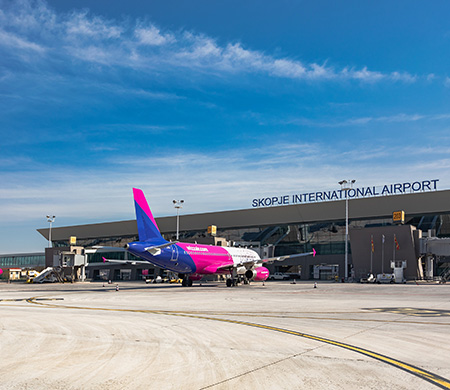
1 0 450 253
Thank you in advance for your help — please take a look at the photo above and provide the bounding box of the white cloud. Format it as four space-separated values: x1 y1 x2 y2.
0 29 45 52
270 58 309 78
0 0 421 84
282 112 450 128
176 34 223 63
99 123 186 134
88 144 119 152
343 66 385 82
135 26 174 46
375 113 425 122
69 44 115 65
0 0 56 33
95 83 183 100
390 71 417 83
64 11 122 39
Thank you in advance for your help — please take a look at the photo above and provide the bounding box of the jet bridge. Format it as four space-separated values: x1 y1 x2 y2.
420 237 450 257
44 246 87 282
419 236 450 281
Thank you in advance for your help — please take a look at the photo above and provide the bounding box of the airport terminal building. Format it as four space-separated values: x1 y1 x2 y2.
30 180 450 282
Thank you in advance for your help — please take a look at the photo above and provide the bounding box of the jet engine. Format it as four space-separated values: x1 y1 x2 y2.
245 266 269 281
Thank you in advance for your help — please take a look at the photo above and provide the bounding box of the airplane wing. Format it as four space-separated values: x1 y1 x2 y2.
214 260 256 272
262 248 316 264
102 257 150 265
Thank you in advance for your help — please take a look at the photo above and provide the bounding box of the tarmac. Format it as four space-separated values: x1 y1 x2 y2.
1 280 450 390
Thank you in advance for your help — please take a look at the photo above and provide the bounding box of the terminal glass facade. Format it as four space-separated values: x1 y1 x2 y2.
53 235 138 250
0 254 45 268
87 251 141 263
172 218 397 257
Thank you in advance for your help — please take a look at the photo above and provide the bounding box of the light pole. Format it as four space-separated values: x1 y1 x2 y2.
338 180 356 280
46 215 55 248
173 200 184 240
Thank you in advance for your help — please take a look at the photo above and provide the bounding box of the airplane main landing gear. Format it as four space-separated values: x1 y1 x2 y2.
226 278 237 287
226 269 239 287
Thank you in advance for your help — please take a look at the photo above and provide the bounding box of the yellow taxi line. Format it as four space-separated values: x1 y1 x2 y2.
25 297 450 389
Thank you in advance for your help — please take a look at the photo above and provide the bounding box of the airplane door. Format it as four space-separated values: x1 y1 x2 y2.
171 245 178 261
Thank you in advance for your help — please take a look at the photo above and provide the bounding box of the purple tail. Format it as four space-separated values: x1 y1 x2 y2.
133 188 165 242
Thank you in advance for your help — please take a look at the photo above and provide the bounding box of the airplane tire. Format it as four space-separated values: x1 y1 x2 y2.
226 279 232 287
188 279 193 287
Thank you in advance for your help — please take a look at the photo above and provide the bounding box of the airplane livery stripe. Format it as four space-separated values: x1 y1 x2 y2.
177 243 233 274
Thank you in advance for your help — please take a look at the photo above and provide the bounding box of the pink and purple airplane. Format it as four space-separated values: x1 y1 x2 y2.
105 188 315 287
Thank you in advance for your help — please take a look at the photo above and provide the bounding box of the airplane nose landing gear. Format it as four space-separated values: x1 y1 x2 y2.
182 276 193 287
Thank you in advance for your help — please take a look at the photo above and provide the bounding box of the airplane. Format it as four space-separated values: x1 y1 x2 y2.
104 188 315 287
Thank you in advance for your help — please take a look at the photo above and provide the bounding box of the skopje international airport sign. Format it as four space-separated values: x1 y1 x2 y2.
252 179 439 208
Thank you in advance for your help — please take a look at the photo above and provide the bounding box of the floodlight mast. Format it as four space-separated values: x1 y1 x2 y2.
173 200 184 240
338 180 356 280
46 215 56 248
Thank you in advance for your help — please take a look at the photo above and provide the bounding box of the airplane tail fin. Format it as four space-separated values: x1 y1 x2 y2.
133 188 165 242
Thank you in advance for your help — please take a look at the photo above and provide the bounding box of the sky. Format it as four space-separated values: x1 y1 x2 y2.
1 0 450 253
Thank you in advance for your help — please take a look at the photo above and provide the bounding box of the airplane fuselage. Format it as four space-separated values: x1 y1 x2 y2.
127 241 265 278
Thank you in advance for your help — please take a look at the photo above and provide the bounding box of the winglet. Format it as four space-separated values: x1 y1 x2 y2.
0 268 3 275
102 257 107 263
313 248 316 257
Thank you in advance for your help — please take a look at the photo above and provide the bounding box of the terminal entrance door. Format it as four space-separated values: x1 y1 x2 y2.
311 264 339 280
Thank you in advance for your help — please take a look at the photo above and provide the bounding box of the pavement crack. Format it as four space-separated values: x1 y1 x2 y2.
198 351 309 390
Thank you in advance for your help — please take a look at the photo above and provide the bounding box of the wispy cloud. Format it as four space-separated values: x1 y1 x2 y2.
135 25 175 46
0 0 421 84
64 10 123 39
98 123 187 134
0 29 45 52
279 112 450 128
97 84 184 100
88 145 118 152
